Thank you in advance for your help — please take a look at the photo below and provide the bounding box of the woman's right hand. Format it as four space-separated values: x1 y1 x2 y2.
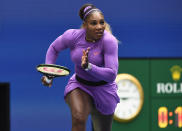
41 76 53 87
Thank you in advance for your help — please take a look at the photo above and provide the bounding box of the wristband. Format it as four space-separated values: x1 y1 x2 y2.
45 76 52 84
85 63 92 71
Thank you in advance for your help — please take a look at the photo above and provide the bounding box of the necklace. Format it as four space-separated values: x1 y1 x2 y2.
85 37 96 43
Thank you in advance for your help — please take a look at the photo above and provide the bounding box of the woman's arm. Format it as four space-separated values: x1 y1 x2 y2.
45 29 75 64
86 37 118 83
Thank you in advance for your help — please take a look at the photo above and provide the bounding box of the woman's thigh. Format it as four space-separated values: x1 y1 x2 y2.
65 88 93 120
91 107 113 131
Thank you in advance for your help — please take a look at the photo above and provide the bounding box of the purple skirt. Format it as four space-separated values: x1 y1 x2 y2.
64 74 120 115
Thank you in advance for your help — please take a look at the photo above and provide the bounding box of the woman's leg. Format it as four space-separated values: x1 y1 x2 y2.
91 107 113 131
65 88 93 131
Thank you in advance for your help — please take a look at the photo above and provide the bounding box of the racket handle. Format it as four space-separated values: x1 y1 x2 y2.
45 76 52 84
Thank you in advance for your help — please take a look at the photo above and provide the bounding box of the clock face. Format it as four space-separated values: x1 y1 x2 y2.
114 74 144 122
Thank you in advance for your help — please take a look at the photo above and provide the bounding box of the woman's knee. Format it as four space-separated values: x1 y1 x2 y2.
72 110 88 125
66 88 93 125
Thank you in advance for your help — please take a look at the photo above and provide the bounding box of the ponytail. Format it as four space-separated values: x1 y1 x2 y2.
105 21 120 43
105 21 112 34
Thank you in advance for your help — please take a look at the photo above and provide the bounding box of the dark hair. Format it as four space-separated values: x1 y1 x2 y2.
79 4 99 21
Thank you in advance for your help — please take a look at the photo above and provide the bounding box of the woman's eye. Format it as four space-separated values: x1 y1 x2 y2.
90 21 97 25
100 21 105 25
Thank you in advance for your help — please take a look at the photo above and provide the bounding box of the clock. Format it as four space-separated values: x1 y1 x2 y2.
114 73 144 122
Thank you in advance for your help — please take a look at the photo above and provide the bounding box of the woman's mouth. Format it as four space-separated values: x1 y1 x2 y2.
95 31 103 37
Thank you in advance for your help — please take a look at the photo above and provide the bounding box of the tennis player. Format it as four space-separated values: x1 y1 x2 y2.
42 3 120 131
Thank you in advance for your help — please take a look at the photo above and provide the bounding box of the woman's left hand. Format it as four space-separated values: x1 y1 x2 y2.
81 47 90 69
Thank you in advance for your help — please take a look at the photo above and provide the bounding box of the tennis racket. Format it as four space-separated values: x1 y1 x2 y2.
36 64 70 84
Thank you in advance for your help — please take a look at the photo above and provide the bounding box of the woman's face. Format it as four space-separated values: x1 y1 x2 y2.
84 12 106 41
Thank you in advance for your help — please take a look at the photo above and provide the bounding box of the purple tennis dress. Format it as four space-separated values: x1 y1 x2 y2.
45 28 120 115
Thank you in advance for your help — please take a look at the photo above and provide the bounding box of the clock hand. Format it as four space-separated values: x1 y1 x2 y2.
119 96 139 100
121 97 129 100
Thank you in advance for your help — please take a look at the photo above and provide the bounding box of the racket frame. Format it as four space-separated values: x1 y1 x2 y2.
36 64 70 78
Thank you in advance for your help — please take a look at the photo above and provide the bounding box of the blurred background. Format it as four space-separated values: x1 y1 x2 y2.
0 0 182 131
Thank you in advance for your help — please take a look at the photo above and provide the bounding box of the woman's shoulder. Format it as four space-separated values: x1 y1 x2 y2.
63 28 85 38
60 29 85 48
102 30 118 45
